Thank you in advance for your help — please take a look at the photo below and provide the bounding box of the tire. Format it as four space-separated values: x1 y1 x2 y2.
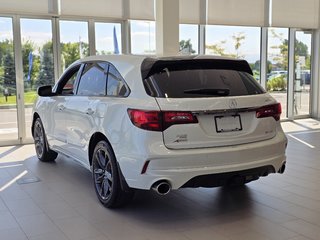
33 118 58 162
92 140 134 208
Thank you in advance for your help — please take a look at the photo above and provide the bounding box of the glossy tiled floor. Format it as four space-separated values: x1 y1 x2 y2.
0 119 320 240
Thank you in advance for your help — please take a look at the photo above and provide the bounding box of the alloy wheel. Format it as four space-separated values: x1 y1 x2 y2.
93 148 113 200
34 120 44 158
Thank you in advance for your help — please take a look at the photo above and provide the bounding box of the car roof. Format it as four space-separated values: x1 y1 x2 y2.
62 55 253 99
76 54 244 62
69 54 253 78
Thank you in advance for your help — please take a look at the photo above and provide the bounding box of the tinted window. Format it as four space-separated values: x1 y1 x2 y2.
107 65 128 96
145 68 265 98
77 62 107 96
62 70 78 95
55 65 81 95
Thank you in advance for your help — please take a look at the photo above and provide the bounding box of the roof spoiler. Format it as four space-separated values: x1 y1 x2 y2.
141 58 253 79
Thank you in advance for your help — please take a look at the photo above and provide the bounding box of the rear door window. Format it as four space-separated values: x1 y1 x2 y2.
77 62 108 96
144 68 265 98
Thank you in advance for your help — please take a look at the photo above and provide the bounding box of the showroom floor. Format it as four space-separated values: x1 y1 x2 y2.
0 119 320 240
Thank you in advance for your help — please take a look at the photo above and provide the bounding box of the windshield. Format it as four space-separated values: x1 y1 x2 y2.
144 68 265 98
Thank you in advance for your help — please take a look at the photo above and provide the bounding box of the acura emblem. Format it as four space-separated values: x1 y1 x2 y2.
229 99 237 109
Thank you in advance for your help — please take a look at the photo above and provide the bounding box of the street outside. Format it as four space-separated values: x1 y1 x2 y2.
271 90 311 118
0 107 32 141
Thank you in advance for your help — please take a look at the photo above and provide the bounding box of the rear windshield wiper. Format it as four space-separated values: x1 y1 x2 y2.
183 88 230 96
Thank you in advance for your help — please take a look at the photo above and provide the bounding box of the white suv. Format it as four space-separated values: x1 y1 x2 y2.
32 55 287 208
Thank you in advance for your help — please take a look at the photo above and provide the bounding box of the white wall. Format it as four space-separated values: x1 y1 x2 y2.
1 0 48 15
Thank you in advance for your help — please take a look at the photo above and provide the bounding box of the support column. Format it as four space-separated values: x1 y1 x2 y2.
122 20 131 54
287 28 296 120
199 0 206 55
260 27 268 89
48 0 61 15
199 25 205 55
261 0 270 89
156 0 179 56
52 17 61 81
13 15 26 143
122 0 131 54
88 19 96 56
311 29 320 119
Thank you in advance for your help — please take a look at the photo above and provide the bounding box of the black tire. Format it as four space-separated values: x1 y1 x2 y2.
33 118 58 162
92 140 134 208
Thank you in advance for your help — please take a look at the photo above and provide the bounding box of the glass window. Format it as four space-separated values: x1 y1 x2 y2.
60 67 81 95
77 62 107 96
0 17 18 141
107 65 127 96
21 18 54 139
95 22 122 55
0 19 15 99
205 25 261 81
179 24 198 54
267 28 289 119
62 71 77 95
130 20 155 54
21 19 54 92
54 64 81 95
60 20 89 71
144 62 264 98
294 31 312 116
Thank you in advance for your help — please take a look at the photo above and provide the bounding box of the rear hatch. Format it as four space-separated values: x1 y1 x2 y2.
141 57 281 149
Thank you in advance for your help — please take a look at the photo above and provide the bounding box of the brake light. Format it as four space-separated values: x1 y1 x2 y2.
127 109 198 131
256 103 281 121
127 109 161 131
163 111 198 129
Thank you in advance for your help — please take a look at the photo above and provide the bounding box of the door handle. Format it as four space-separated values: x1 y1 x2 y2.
86 108 94 115
58 105 65 111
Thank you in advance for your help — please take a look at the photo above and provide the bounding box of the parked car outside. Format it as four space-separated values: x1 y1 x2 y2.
32 55 287 208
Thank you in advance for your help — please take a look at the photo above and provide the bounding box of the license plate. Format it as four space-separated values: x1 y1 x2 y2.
214 115 242 133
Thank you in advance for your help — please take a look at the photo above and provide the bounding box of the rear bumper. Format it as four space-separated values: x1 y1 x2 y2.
181 165 276 188
120 130 287 190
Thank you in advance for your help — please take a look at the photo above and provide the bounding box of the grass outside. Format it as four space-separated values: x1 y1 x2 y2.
0 91 37 106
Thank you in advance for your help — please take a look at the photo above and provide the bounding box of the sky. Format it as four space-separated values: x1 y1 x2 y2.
0 16 313 63
95 22 121 54
20 18 52 46
130 20 155 54
179 24 199 54
0 17 13 41
205 25 261 63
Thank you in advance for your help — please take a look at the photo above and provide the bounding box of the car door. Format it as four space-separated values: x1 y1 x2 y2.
46 64 82 151
64 62 109 164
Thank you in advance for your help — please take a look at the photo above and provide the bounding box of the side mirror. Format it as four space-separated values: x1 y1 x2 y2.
37 85 54 97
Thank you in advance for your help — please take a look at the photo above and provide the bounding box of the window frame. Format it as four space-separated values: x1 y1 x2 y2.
53 63 83 95
66 60 130 97
75 61 109 96
106 63 131 97
54 60 131 97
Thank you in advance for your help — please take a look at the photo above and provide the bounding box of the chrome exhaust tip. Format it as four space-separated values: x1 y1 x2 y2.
152 181 171 195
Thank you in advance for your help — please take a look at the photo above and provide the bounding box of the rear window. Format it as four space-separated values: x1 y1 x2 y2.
143 68 265 98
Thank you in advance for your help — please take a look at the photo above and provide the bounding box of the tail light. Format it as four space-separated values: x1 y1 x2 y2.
256 103 281 121
127 110 161 131
127 109 198 131
163 111 198 129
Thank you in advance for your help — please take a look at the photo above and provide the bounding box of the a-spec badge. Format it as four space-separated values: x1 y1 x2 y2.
229 99 238 109
173 134 188 143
